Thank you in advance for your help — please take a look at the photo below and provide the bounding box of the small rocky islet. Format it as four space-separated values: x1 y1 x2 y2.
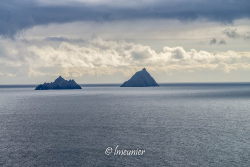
120 68 159 87
35 76 82 90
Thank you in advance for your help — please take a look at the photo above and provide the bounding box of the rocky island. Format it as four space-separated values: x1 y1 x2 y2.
35 76 82 90
120 68 159 87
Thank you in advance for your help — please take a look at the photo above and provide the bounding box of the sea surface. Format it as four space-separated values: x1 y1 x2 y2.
0 83 250 167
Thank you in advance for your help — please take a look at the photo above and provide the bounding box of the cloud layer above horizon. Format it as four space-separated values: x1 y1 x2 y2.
1 37 250 82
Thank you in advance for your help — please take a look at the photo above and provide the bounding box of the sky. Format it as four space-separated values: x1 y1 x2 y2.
0 0 250 84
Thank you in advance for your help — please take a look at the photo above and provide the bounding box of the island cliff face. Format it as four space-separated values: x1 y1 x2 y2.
35 76 82 90
120 68 159 87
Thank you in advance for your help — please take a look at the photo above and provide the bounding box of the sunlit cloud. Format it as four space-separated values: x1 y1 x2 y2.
1 37 250 79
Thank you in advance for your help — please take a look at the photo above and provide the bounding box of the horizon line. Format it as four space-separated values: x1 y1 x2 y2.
1 82 250 88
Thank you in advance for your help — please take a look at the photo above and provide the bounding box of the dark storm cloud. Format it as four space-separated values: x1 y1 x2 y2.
0 0 250 36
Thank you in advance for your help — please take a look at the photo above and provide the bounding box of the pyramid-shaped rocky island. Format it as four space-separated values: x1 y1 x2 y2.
120 68 159 87
35 76 82 90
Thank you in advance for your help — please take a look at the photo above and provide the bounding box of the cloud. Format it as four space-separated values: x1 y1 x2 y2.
244 32 250 39
223 28 241 38
223 28 250 40
219 39 226 45
1 0 250 36
1 37 250 78
209 38 226 45
209 38 217 45
44 36 86 43
0 72 16 77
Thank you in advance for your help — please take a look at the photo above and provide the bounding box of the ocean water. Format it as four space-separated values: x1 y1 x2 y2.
0 84 250 167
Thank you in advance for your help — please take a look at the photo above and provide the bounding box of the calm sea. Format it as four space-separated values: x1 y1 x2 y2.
0 83 250 167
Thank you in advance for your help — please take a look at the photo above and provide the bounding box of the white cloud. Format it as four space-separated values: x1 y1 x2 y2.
1 37 250 79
